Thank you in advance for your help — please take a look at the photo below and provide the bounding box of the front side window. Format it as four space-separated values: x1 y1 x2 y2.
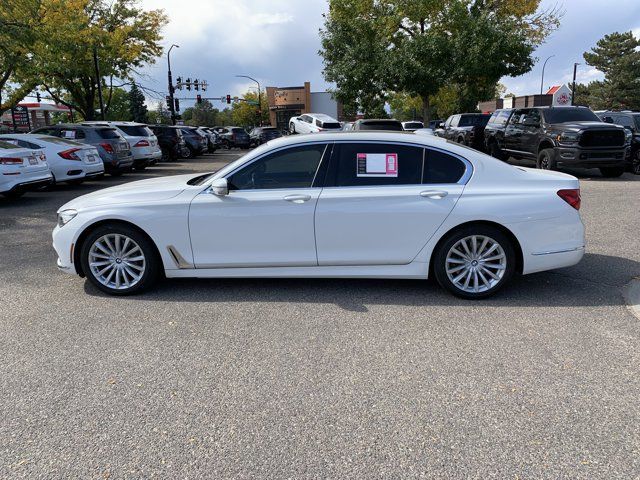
328 142 423 187
227 144 326 190
423 149 467 184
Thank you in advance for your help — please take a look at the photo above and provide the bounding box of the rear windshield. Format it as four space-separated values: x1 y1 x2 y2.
542 108 600 124
359 121 403 131
232 128 247 134
0 140 20 149
118 125 151 137
36 136 82 146
321 121 341 129
403 122 423 129
261 127 278 133
96 128 122 139
459 115 490 127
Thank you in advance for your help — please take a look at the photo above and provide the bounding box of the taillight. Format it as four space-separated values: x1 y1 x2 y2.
100 143 114 153
134 140 150 147
58 148 82 160
557 189 581 210
0 157 24 165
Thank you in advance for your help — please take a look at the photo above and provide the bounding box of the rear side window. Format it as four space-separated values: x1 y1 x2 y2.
328 143 423 187
118 125 151 136
96 128 120 139
61 129 85 139
423 149 466 184
232 128 246 134
459 115 490 127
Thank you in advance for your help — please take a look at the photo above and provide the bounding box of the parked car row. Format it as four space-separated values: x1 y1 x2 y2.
1 121 222 199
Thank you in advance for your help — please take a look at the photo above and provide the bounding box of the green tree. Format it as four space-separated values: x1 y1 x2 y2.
104 87 130 120
147 101 170 124
231 90 269 127
128 83 147 122
583 31 640 110
182 100 219 126
320 0 559 121
34 0 167 120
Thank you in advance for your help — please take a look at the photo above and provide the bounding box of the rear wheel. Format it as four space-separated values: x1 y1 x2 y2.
537 148 556 170
599 167 625 178
433 225 516 299
80 224 160 296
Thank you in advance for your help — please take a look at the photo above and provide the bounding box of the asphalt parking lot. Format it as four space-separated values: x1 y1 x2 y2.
1 151 639 478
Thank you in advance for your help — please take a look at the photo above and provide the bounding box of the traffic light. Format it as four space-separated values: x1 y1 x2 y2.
166 95 172 109
186 78 191 91
174 98 180 111
194 79 199 91
36 92 41 102
196 94 202 105
176 76 182 90
226 94 231 104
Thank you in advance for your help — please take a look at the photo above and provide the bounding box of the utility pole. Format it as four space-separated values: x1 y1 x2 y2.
235 75 261 126
540 55 555 95
93 46 105 120
571 63 580 106
167 44 179 125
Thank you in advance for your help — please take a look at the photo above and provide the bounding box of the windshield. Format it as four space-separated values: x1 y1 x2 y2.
542 108 600 123
359 121 403 131
635 116 640 130
459 115 490 127
96 128 122 139
118 125 151 137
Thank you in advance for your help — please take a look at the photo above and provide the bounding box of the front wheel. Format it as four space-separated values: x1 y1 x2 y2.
537 148 556 170
599 167 625 178
433 226 516 299
80 224 160 295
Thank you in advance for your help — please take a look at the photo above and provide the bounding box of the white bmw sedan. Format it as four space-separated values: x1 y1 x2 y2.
53 132 585 299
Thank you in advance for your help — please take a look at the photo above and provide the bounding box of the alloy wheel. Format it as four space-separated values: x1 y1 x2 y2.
445 235 507 294
88 233 146 290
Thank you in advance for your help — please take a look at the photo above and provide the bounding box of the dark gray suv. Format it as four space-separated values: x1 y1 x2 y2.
32 124 133 175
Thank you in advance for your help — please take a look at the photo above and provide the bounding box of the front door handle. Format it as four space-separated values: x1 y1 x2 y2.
283 194 312 203
420 190 448 199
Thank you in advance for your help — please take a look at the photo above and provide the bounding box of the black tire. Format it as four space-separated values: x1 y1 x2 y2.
633 151 640 175
488 141 504 160
2 190 25 198
134 165 147 171
80 223 160 296
537 148 556 170
182 146 195 159
599 167 625 178
432 225 516 299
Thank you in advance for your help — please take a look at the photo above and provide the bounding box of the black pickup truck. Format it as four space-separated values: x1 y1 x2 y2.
435 113 491 151
484 107 630 177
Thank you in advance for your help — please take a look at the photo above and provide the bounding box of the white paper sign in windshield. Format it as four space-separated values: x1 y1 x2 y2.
356 153 398 177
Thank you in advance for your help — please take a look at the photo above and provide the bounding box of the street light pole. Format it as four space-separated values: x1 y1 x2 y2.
236 75 261 126
540 55 555 95
167 44 179 125
93 45 105 120
571 62 580 106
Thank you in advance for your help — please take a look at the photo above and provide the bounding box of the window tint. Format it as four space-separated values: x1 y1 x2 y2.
403 122 423 129
0 140 20 149
96 128 120 139
322 121 341 129
423 149 466 184
16 140 42 149
459 115 490 127
38 136 83 146
329 143 423 187
490 110 511 126
616 115 634 129
231 128 246 134
118 125 151 137
450 116 460 127
357 121 403 131
542 108 600 123
227 144 326 190
61 129 85 139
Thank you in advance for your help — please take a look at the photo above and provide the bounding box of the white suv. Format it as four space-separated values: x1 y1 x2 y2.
289 113 342 134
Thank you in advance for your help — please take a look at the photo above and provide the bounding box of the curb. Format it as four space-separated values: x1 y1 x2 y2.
623 278 640 320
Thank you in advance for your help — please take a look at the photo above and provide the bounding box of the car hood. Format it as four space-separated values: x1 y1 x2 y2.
554 121 623 131
58 173 197 211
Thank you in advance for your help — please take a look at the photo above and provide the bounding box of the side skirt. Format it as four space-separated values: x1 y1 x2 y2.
164 261 430 279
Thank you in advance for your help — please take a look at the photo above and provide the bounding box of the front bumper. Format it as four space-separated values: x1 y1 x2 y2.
53 223 79 275
555 146 628 168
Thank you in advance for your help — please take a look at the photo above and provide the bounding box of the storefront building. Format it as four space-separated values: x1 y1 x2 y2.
265 82 345 130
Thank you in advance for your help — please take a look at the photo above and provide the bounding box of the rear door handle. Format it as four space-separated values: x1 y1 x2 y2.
283 194 312 203
420 190 448 199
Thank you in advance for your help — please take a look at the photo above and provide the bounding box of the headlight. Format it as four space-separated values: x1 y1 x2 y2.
624 129 633 144
557 131 579 144
57 209 78 227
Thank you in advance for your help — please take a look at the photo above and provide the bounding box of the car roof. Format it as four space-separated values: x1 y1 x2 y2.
357 118 401 123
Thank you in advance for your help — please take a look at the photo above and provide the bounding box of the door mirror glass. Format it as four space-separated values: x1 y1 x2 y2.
210 178 228 196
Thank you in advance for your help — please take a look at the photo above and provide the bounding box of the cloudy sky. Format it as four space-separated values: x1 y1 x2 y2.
138 0 640 109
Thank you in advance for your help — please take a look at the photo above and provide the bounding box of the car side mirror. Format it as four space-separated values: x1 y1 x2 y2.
210 178 228 196
602 116 614 124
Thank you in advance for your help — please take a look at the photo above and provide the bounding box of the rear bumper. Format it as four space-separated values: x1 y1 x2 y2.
2 175 53 194
555 146 628 168
104 155 134 172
